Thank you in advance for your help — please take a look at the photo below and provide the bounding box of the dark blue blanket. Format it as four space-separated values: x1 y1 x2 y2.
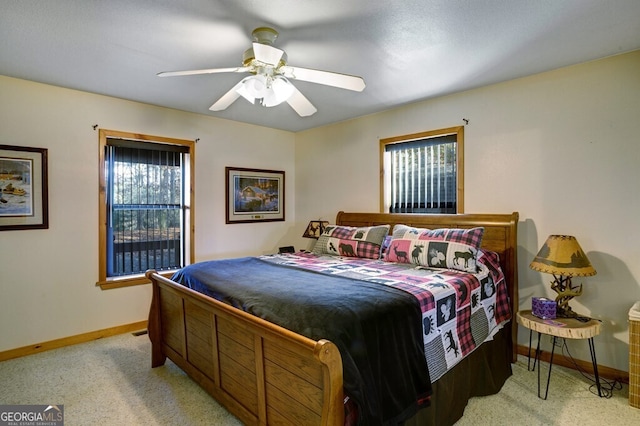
173 257 431 425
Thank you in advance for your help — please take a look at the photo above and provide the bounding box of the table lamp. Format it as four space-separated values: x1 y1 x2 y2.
529 235 596 318
302 220 329 239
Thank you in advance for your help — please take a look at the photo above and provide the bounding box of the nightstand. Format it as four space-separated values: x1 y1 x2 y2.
516 309 603 399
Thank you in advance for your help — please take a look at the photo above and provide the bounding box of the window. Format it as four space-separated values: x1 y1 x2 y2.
380 126 464 214
98 129 194 289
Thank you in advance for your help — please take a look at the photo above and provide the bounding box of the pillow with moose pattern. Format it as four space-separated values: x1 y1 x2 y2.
312 224 390 259
384 224 484 273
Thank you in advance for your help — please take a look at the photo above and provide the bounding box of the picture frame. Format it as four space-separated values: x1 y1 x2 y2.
226 167 284 224
0 144 49 231
302 220 330 239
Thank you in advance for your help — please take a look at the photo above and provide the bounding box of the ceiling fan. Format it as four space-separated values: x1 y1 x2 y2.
157 27 365 117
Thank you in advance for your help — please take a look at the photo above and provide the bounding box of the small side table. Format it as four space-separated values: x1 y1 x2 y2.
516 310 603 399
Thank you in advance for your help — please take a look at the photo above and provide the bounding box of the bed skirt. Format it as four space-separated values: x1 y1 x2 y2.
404 325 512 425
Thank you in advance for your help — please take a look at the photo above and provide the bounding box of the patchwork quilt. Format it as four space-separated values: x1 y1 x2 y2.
261 250 511 382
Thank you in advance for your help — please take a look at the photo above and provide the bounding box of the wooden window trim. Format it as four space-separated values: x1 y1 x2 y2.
379 126 464 214
97 129 195 290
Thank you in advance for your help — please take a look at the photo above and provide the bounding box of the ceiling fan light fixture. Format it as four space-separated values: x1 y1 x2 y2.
236 75 267 103
262 77 295 107
236 75 294 108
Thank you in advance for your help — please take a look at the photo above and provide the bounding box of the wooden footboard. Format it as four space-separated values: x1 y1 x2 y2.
146 270 344 426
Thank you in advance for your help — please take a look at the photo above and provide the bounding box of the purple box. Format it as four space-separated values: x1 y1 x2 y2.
532 297 557 319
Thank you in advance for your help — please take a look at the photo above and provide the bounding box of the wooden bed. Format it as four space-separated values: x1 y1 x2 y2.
146 211 519 425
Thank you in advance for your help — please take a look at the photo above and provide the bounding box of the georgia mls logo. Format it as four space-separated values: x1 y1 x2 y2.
0 404 64 426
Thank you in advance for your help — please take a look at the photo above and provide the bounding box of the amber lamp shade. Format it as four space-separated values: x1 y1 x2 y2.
530 235 596 317
302 220 329 239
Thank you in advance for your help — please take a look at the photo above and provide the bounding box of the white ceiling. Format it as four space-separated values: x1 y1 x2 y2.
2 1 639 132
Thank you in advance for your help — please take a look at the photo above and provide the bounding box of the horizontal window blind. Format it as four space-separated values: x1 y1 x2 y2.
385 135 457 214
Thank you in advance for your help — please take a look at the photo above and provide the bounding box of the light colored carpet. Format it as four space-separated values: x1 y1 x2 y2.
0 333 636 425
455 354 636 426
0 333 242 425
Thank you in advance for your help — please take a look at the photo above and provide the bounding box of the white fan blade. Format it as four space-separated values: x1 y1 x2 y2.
281 66 365 92
252 43 284 66
209 81 244 111
158 67 250 77
286 86 317 117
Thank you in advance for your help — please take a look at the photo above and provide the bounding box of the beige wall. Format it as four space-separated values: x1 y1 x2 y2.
0 76 296 352
1 50 638 374
294 50 640 373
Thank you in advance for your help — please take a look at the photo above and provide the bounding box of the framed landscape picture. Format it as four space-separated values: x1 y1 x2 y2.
0 145 49 231
226 167 285 224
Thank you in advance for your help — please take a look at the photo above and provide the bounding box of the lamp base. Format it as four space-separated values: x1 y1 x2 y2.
551 274 583 318
555 306 579 318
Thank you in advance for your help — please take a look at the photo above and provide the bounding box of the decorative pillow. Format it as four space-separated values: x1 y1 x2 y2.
384 224 484 272
312 224 390 259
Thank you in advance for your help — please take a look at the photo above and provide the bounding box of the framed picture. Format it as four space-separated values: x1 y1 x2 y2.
0 145 49 231
226 167 285 224
302 220 330 239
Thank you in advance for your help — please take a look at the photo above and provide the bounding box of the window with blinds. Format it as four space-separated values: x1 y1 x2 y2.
381 127 463 214
98 129 194 287
105 140 187 276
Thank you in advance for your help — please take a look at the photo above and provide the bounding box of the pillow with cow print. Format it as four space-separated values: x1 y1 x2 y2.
384 224 484 273
312 224 390 259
